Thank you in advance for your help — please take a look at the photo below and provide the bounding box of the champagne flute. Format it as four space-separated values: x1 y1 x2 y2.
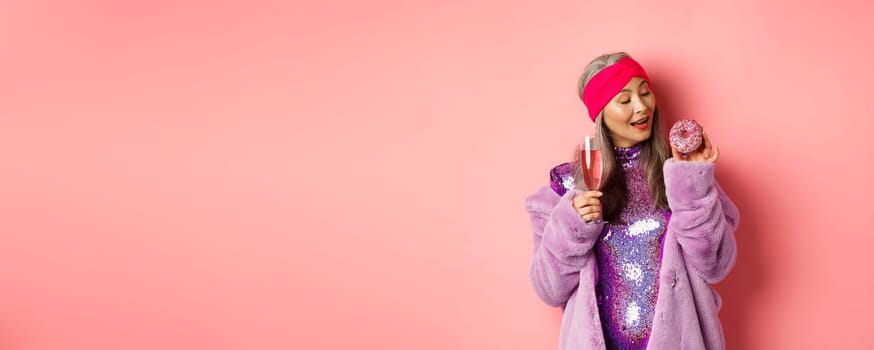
579 135 606 223
579 135 604 191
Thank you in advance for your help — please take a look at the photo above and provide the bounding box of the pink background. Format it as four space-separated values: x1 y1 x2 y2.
2 0 872 348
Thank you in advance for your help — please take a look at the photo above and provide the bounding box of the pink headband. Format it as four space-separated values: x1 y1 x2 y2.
581 57 650 122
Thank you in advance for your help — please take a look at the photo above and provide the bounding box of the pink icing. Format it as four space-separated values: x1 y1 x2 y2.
669 119 703 154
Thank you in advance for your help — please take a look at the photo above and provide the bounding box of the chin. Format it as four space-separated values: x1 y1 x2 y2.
637 130 652 141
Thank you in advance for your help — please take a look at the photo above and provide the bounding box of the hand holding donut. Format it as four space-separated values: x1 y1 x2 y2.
669 119 719 163
573 191 603 222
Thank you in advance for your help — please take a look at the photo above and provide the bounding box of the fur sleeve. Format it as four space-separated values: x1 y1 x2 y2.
524 185 605 306
663 159 740 283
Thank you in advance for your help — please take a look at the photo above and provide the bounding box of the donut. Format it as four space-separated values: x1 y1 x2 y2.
669 119 703 154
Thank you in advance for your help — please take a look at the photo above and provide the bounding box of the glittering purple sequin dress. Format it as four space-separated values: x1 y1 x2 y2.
595 145 670 350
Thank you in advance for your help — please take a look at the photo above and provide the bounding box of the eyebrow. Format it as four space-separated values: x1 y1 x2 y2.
618 80 649 93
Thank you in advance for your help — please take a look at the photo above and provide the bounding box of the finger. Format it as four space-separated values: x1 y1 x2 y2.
582 190 603 199
584 204 602 214
701 131 712 157
574 191 600 207
585 197 601 207
582 212 600 222
573 193 590 207
575 200 590 214
577 194 600 207
576 204 601 216
708 146 720 163
671 146 687 161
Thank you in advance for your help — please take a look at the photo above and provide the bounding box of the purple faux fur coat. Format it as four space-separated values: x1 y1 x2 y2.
525 159 739 349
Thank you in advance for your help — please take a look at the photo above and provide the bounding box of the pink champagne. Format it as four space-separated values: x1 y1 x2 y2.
580 148 603 190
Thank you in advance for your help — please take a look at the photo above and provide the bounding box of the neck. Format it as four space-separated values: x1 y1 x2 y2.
613 143 642 168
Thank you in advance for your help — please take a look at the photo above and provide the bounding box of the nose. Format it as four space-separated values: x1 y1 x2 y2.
633 96 650 115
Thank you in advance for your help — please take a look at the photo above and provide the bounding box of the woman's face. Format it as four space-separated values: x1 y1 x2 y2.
601 77 656 148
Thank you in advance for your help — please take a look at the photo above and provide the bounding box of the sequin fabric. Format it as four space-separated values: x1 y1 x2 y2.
549 162 576 196
595 144 670 350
